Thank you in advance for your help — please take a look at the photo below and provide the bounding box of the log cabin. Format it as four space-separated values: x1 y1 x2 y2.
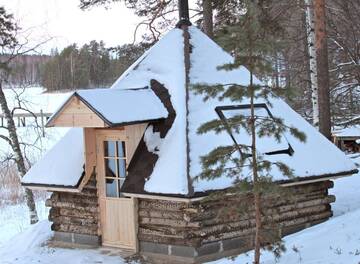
332 125 360 153
21 1 358 263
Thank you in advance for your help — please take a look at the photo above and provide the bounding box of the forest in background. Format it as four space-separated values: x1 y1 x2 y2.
3 41 146 91
3 0 360 127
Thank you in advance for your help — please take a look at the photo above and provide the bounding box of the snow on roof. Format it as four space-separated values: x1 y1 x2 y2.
75 88 168 125
22 26 357 195
112 28 189 195
22 128 84 187
333 126 360 138
187 27 357 192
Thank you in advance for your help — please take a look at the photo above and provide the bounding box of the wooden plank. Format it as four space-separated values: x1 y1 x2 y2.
48 96 107 127
79 128 97 191
96 129 138 250
125 124 147 162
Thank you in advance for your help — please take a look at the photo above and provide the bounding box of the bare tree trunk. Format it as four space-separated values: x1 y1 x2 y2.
249 72 261 264
0 82 39 224
203 0 214 38
304 0 319 127
314 0 331 139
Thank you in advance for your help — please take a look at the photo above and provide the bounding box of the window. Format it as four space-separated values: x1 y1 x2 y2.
104 141 127 197
215 104 294 157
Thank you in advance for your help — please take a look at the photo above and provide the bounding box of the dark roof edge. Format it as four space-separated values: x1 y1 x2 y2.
275 169 358 185
122 169 359 199
108 118 166 128
21 171 85 190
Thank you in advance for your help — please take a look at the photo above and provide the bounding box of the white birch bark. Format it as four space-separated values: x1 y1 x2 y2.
305 0 319 127
0 83 39 224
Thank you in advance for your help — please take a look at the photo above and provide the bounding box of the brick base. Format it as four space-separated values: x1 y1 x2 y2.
52 231 101 246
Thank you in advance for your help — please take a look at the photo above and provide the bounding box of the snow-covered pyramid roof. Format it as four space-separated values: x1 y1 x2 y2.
117 26 357 196
22 25 357 196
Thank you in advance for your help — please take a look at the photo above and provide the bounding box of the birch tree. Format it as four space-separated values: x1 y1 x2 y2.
0 7 39 224
304 0 319 127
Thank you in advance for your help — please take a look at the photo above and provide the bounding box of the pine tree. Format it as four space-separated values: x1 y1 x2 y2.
192 1 306 263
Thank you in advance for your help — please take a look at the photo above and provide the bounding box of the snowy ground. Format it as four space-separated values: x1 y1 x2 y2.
0 150 359 263
210 155 360 264
0 220 126 264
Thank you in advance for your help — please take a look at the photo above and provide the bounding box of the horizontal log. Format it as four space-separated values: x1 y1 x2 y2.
51 215 98 226
46 200 99 213
138 192 331 224
200 191 328 211
138 203 331 245
192 205 330 238
139 209 187 221
59 208 98 218
51 223 98 236
138 233 202 247
139 224 195 237
57 194 98 205
200 203 328 228
49 209 98 221
202 210 332 243
139 199 190 212
139 217 201 228
137 182 332 216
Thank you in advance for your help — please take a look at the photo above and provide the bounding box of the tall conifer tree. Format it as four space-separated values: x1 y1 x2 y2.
192 1 306 262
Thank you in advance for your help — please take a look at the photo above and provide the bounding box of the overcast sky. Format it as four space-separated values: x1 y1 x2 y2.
0 0 144 53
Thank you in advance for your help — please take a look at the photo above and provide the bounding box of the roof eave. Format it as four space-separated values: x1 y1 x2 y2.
121 169 359 199
21 171 85 192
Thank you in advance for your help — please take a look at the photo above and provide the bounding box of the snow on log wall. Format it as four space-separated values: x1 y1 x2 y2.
46 175 99 236
138 181 335 248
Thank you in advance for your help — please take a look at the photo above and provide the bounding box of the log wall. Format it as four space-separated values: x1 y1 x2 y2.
138 181 335 248
45 178 335 260
46 175 100 237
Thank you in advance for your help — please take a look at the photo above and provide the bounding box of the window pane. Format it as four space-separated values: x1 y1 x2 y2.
106 178 118 197
118 159 126 178
105 158 117 177
119 178 125 191
119 179 126 197
104 141 116 157
117 141 126 158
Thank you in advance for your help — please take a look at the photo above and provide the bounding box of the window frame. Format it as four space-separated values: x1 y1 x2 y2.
215 103 294 158
102 138 128 198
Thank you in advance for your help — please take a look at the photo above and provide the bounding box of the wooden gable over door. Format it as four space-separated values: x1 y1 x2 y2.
47 96 108 127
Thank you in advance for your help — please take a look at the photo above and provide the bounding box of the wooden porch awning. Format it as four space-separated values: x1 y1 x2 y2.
46 87 168 128
21 128 86 192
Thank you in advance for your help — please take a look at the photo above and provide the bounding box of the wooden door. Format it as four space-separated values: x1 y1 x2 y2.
96 130 138 250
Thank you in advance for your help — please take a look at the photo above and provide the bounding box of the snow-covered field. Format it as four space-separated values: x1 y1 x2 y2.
0 158 359 264
0 87 70 162
1 87 360 263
